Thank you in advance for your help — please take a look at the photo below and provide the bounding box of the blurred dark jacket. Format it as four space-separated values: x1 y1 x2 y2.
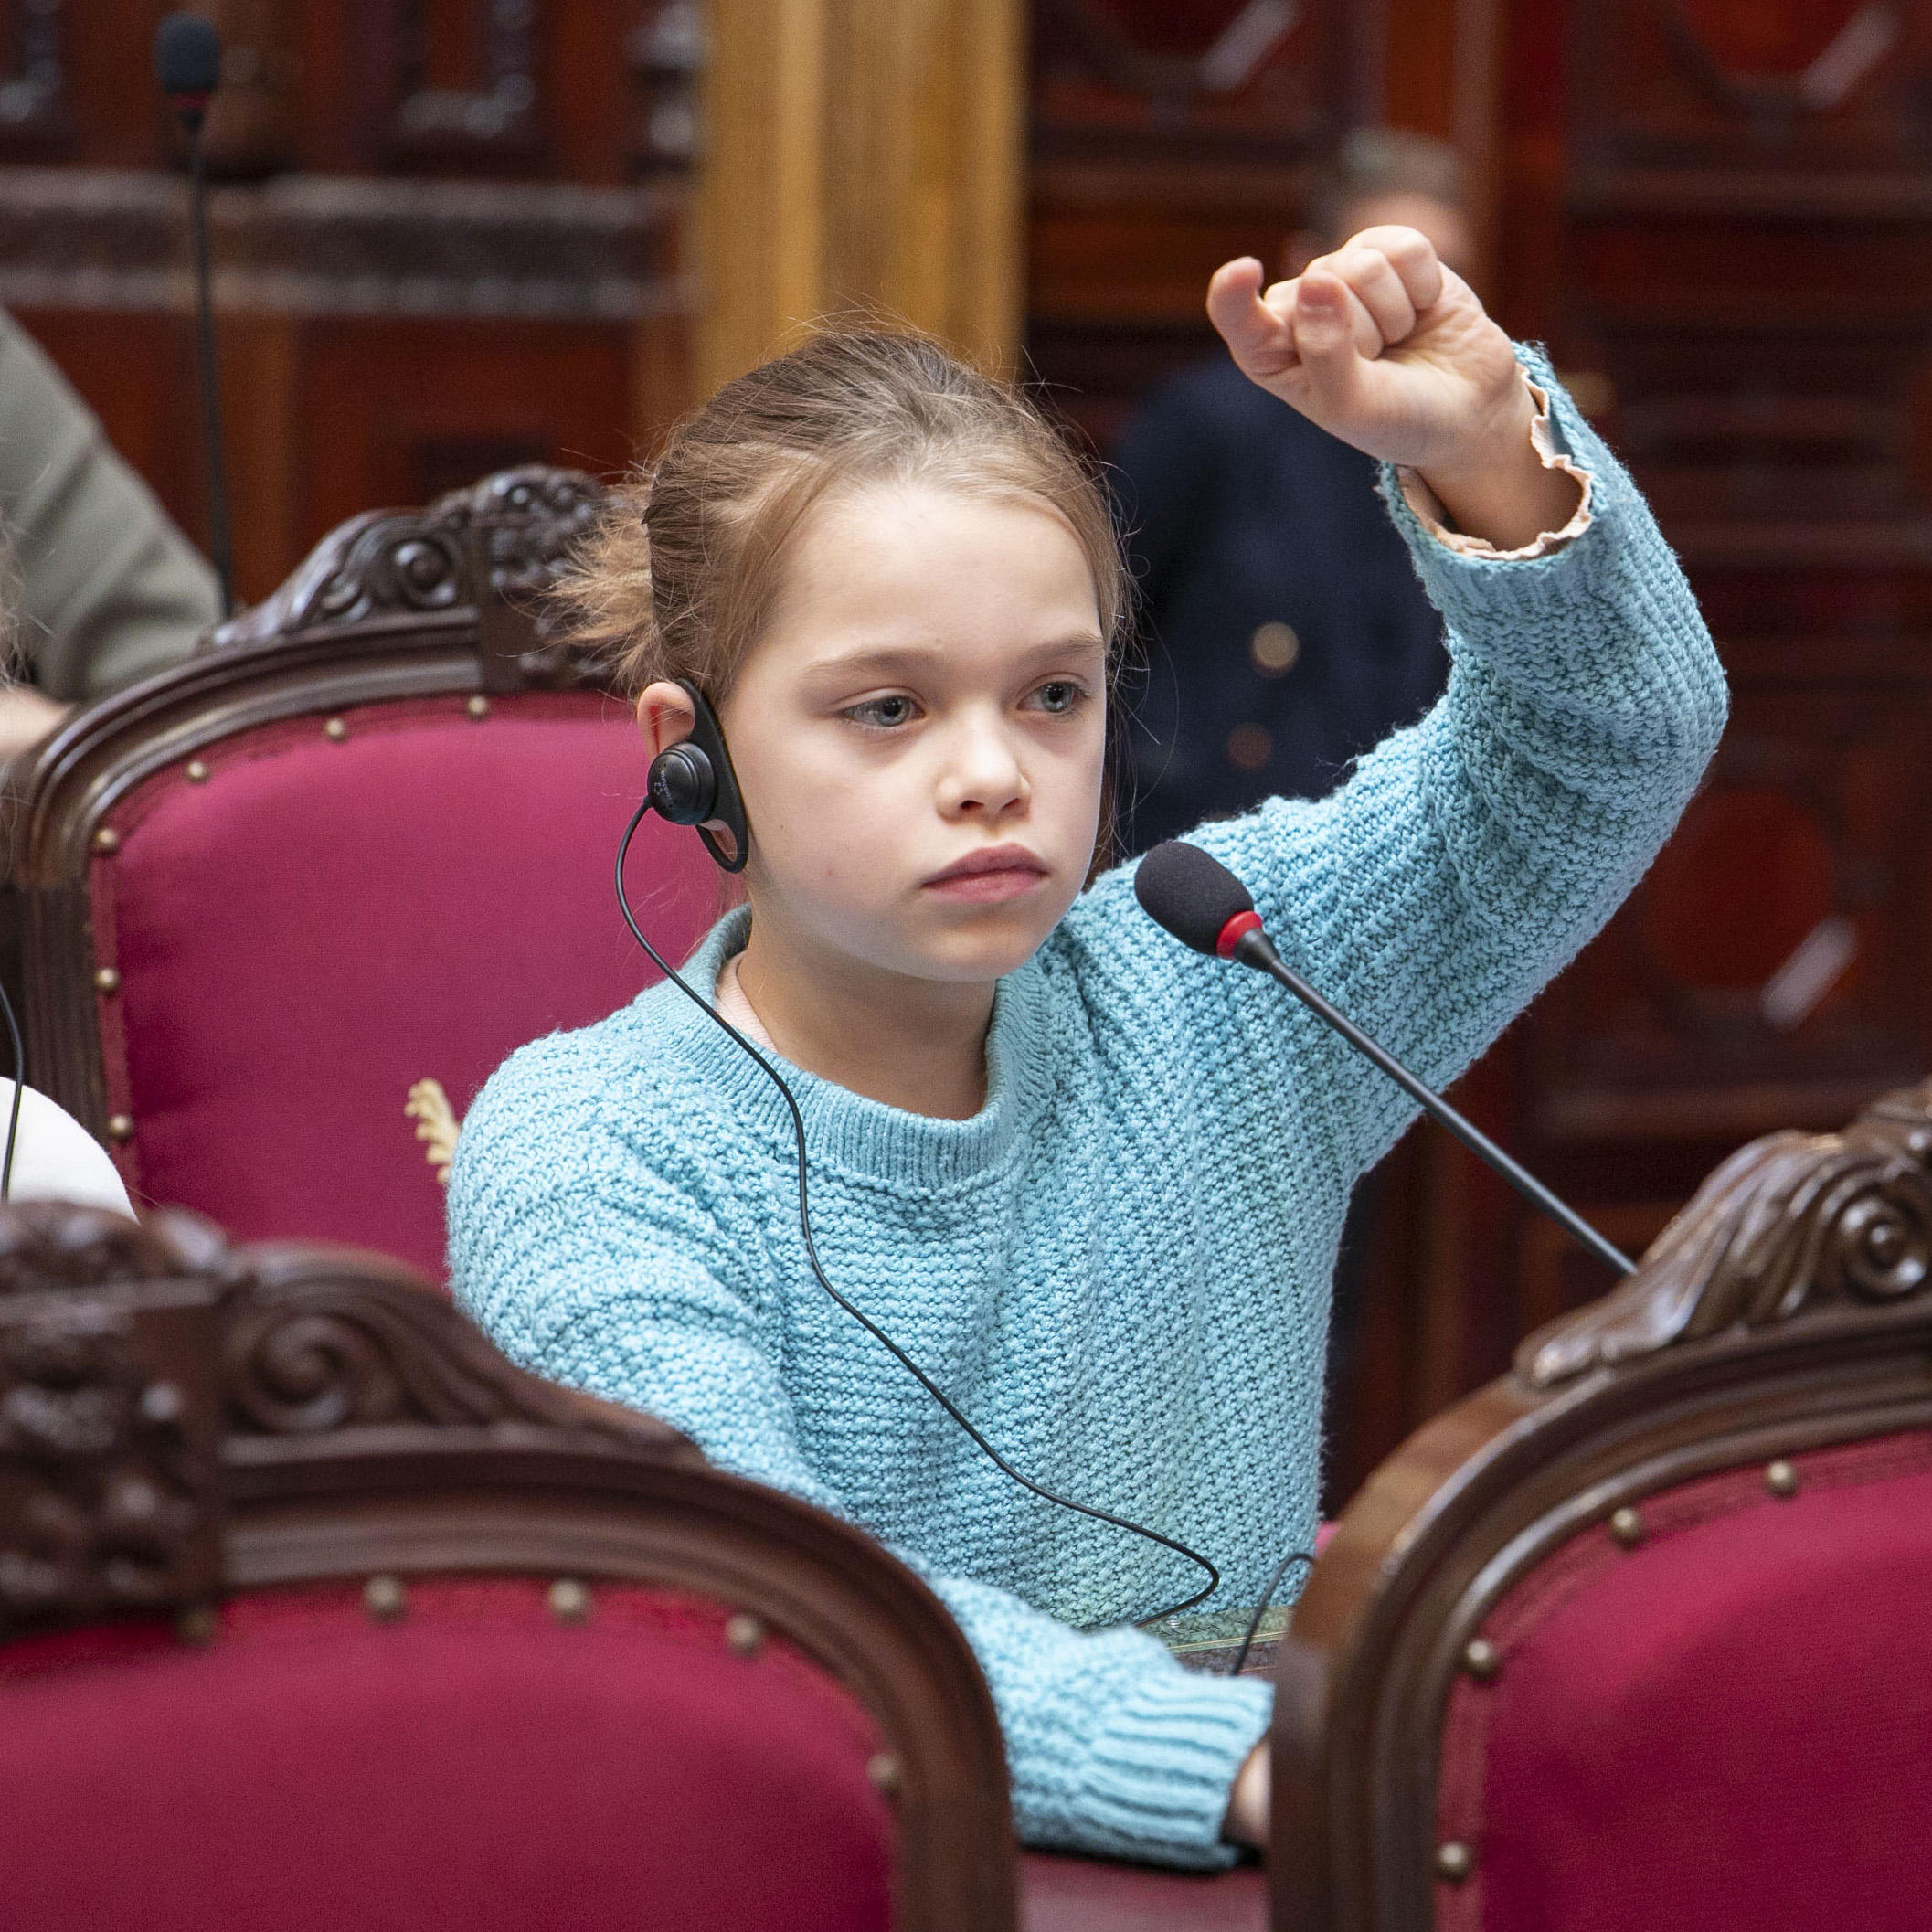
0 309 219 700
1112 355 1449 852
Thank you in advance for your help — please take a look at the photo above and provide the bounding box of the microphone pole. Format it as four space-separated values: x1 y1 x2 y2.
1226 924 1636 1279
1133 840 1637 1280
154 14 233 618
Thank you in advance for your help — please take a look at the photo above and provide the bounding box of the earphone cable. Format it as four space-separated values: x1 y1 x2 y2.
1228 1547 1314 1677
617 799 1221 1626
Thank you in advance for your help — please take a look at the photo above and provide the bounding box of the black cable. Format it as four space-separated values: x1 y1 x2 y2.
0 978 21 1204
1228 1547 1314 1677
616 798 1221 1625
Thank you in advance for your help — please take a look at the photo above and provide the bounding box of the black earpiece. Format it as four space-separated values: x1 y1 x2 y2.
646 677 750 872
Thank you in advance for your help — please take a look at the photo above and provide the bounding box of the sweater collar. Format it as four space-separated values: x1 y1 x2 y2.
634 907 1053 1194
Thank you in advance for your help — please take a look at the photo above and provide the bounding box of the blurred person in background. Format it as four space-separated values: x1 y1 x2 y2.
1113 128 1473 853
0 308 221 761
0 354 145 1217
1110 133 1477 1500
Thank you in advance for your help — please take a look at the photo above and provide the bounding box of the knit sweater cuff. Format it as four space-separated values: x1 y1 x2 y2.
1027 1667 1273 1871
1376 345 1672 685
1394 370 1594 560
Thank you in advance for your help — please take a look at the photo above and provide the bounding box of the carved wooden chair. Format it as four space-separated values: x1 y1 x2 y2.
1273 1078 1932 1932
0 1203 1014 1930
3 468 719 1279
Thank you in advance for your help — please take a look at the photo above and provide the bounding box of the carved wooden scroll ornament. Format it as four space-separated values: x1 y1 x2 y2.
1518 1078 1932 1388
208 463 609 689
0 1204 694 1638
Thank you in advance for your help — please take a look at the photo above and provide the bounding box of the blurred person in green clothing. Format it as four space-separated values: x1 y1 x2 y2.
0 308 220 760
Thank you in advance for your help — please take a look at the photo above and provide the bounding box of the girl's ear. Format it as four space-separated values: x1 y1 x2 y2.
636 681 697 758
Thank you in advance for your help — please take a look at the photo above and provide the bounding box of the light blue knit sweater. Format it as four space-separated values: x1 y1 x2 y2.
449 356 1726 1869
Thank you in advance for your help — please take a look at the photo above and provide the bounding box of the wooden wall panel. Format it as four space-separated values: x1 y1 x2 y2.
1026 0 1376 447
0 0 687 183
296 317 637 544
0 2 695 604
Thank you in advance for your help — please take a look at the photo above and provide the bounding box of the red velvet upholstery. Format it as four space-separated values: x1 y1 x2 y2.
1021 1852 1265 1930
0 1576 891 1932
90 695 719 1278
1436 1429 1932 1932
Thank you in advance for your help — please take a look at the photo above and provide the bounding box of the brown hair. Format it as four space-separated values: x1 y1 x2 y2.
558 327 1130 707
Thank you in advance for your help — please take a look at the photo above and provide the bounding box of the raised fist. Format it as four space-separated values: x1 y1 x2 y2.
1205 227 1577 547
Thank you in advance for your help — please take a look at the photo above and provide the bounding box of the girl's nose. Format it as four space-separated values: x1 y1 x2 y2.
935 716 1029 820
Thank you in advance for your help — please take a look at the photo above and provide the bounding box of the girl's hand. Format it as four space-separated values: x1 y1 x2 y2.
1223 1739 1269 1852
1205 228 1581 551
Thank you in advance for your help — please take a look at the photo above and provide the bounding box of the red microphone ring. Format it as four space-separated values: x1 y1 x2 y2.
1215 909 1264 959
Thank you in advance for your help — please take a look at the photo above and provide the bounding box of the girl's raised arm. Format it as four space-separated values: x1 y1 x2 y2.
1093 230 1725 1191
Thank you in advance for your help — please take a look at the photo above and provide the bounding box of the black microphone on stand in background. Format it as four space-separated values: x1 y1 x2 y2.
154 13 233 619
1134 840 1637 1280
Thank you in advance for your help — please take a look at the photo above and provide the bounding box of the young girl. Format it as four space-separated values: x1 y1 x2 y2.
450 229 1725 1867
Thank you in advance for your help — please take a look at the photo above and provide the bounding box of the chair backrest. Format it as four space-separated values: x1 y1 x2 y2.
0 1203 1015 1931
5 468 720 1279
1273 1077 1932 1932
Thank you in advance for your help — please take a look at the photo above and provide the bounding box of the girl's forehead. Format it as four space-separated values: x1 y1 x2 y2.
759 483 1105 669
799 476 1087 565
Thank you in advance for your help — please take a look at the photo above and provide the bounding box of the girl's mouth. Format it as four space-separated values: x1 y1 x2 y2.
922 844 1051 904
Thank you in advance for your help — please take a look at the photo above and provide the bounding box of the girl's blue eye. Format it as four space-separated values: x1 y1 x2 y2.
1031 681 1082 715
849 695 918 728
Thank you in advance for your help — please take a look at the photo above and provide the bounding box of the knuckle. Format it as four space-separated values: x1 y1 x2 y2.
1393 235 1437 277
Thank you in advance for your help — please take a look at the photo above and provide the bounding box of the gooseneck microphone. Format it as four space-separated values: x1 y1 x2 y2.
154 13 234 618
1135 841 1636 1279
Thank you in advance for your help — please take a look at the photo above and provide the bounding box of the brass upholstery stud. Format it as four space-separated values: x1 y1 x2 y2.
467 695 491 719
93 967 121 995
1766 1459 1799 1499
174 1604 217 1646
185 759 209 782
364 1574 407 1623
725 1611 765 1658
1436 1842 1473 1884
91 826 121 855
866 1752 903 1799
106 1114 133 1143
548 1577 591 1624
1609 1505 1645 1549
1461 1637 1500 1683
324 717 348 741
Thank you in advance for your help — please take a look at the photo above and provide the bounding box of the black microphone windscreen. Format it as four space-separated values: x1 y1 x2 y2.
1133 841 1256 955
155 14 221 97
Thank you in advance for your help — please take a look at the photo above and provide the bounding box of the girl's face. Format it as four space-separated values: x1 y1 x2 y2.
713 481 1108 987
